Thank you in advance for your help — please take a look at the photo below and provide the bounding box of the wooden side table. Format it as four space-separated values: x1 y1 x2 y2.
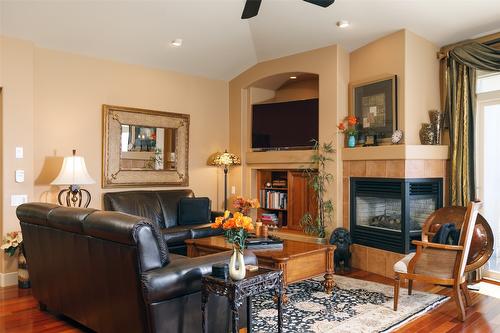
201 268 283 333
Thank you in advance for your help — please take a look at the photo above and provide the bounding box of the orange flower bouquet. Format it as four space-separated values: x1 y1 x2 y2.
233 196 260 215
211 210 254 252
337 115 359 136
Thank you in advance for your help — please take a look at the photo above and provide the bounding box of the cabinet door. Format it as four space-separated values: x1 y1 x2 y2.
288 171 317 231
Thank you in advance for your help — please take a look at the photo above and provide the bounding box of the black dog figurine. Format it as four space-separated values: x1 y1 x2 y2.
329 227 352 273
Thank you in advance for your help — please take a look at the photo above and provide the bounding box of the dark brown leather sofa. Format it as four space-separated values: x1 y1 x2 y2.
17 203 256 333
103 190 223 255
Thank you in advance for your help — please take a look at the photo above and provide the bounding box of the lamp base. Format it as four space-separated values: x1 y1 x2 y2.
57 185 91 208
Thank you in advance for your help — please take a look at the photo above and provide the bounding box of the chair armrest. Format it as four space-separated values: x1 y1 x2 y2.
141 250 257 303
411 240 463 251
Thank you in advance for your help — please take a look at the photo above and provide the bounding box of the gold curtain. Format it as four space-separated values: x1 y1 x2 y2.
441 42 500 206
442 58 476 206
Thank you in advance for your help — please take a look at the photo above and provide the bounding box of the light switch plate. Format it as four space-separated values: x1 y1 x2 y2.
231 186 236 195
11 194 28 206
15 170 25 183
15 147 23 159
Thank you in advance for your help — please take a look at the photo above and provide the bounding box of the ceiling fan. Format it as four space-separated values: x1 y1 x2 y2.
241 0 335 19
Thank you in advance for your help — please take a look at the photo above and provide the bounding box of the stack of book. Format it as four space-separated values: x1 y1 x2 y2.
259 190 287 209
245 236 283 249
261 213 279 225
271 179 287 188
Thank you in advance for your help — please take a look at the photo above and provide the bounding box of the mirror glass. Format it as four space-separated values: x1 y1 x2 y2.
119 125 177 171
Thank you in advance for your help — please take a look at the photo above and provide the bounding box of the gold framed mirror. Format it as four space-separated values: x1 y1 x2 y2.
102 105 189 188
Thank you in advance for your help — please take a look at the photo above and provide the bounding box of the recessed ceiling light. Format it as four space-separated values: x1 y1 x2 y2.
289 76 297 79
170 39 183 47
336 20 350 28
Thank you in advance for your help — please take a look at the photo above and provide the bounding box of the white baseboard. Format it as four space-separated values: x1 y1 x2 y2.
0 272 18 287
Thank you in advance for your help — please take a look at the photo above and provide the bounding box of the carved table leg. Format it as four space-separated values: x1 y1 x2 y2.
247 296 253 333
201 288 209 333
277 280 283 333
273 287 289 304
274 261 289 303
231 301 240 333
324 246 336 294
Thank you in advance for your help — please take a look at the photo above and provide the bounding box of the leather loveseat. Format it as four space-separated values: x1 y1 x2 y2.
103 190 224 255
17 203 256 333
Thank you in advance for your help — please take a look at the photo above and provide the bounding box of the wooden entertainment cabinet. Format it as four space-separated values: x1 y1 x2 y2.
256 169 317 231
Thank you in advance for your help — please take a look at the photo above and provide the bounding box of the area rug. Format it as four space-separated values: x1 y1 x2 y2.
251 275 449 333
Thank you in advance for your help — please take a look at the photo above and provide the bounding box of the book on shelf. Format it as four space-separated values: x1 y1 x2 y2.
271 179 287 188
259 189 287 210
260 212 279 225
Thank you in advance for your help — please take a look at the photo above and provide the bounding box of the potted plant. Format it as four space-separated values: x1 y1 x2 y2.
337 115 359 148
1 231 30 288
300 140 335 238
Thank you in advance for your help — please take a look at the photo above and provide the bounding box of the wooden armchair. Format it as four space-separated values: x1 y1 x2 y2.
393 201 482 321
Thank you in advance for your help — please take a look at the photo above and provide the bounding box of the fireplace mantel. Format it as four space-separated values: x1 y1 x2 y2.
342 144 449 161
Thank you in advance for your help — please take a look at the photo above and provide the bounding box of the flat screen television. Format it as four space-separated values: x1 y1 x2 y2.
252 98 319 150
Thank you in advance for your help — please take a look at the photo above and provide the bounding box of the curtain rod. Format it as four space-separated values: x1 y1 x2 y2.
437 31 500 59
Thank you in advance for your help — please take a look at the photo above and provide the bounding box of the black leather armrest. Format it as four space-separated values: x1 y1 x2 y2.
210 211 225 222
141 251 257 303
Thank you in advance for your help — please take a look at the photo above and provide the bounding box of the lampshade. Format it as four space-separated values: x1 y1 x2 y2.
209 150 241 167
51 151 95 186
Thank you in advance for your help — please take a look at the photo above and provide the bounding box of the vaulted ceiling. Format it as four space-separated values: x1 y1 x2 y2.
1 0 499 80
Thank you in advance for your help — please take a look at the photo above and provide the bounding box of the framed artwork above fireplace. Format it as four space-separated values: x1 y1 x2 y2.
350 75 398 144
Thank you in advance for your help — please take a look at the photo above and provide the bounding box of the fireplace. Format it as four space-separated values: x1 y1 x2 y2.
350 178 443 254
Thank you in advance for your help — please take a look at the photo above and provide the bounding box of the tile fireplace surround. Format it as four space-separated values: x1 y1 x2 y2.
342 145 449 278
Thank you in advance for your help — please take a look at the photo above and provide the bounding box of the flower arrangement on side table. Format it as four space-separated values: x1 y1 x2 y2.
337 115 359 148
211 197 259 280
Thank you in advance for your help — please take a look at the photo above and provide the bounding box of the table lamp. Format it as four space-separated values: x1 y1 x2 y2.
51 149 96 208
208 150 241 210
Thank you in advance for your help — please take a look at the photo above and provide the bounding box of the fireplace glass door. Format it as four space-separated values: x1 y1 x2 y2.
351 178 443 253
356 196 402 232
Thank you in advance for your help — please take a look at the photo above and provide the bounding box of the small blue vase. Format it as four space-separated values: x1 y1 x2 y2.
347 135 356 148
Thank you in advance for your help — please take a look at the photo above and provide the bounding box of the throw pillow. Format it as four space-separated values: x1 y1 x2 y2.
178 197 211 225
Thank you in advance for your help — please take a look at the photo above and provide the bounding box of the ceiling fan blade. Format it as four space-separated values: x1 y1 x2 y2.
302 0 335 8
241 0 262 19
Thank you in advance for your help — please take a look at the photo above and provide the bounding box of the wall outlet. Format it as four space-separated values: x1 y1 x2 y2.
15 147 23 159
231 186 236 195
15 170 25 183
11 195 28 207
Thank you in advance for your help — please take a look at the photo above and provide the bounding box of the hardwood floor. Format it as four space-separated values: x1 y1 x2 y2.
1 270 500 332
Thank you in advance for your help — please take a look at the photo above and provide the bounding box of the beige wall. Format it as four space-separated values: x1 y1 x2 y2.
0 37 36 276
229 45 350 234
349 29 440 144
350 30 406 136
270 78 319 103
0 35 229 276
404 30 441 144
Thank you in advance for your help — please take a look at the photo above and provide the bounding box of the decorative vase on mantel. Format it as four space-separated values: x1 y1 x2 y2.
419 123 435 145
347 135 356 148
428 110 444 145
229 246 246 281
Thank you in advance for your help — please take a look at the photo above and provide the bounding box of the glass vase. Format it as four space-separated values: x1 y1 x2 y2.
347 135 356 148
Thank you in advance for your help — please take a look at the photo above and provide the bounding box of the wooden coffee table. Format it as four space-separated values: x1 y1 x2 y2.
186 236 335 294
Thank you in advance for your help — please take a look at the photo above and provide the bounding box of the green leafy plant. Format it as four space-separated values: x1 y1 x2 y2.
145 148 163 170
300 140 335 238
